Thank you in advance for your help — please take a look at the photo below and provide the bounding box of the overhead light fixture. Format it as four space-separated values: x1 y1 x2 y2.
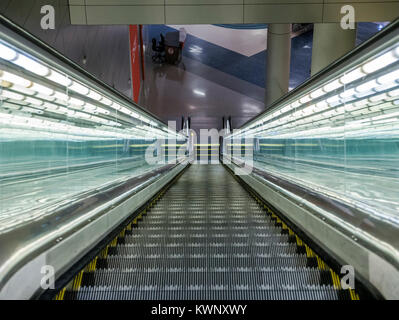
388 88 399 98
1 89 24 100
356 80 377 93
362 49 398 74
375 82 398 92
31 82 54 96
0 42 17 61
69 97 85 106
327 95 341 104
310 88 325 99
377 69 399 84
53 91 68 101
323 79 342 92
88 90 102 101
193 89 206 96
25 96 43 106
299 95 311 104
35 93 55 102
339 88 356 99
100 96 112 106
46 70 71 87
340 68 365 84
69 81 89 95
369 93 387 103
13 54 49 76
291 100 301 109
10 84 35 96
0 70 31 87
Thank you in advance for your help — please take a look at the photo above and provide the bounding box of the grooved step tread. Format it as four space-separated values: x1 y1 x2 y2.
67 165 350 300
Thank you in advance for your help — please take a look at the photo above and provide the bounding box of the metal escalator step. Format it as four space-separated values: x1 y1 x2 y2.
82 269 330 289
126 228 288 236
104 247 298 256
140 221 273 226
127 226 283 235
97 255 309 269
74 286 344 300
108 243 300 257
144 215 265 220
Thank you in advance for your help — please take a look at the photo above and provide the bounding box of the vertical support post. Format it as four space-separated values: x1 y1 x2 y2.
139 24 145 81
129 25 141 103
265 23 292 108
311 23 357 76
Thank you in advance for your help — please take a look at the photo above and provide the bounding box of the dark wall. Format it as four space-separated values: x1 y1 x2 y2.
1 0 132 98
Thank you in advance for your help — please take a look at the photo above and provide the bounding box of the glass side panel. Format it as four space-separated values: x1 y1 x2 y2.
225 39 399 223
0 38 187 233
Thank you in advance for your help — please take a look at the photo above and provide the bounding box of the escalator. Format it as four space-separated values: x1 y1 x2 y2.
57 164 358 300
1 15 398 301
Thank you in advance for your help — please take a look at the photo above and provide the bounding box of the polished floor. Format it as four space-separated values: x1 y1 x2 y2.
168 24 268 57
139 56 264 132
140 23 386 132
144 23 384 89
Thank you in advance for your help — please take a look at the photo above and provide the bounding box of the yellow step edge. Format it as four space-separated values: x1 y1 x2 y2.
55 287 66 300
110 237 118 247
316 256 325 270
72 270 84 291
296 236 303 246
350 289 360 300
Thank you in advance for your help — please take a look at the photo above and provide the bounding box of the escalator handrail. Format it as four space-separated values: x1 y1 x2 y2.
0 159 187 294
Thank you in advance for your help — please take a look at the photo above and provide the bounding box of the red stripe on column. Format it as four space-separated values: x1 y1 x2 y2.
129 25 141 103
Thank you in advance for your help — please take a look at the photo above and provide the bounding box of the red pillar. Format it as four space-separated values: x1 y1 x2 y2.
129 25 141 103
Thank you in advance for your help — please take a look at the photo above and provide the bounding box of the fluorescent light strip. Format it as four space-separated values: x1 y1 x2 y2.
377 69 399 84
53 91 68 101
100 96 112 106
1 89 24 100
88 90 102 101
46 70 71 87
252 80 398 137
323 79 342 92
362 48 399 74
0 70 31 87
13 55 49 76
249 96 397 139
0 42 17 60
68 81 89 95
30 83 54 96
25 97 43 106
340 68 365 84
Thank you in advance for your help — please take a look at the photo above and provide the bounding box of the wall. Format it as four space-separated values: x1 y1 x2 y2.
68 0 399 25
